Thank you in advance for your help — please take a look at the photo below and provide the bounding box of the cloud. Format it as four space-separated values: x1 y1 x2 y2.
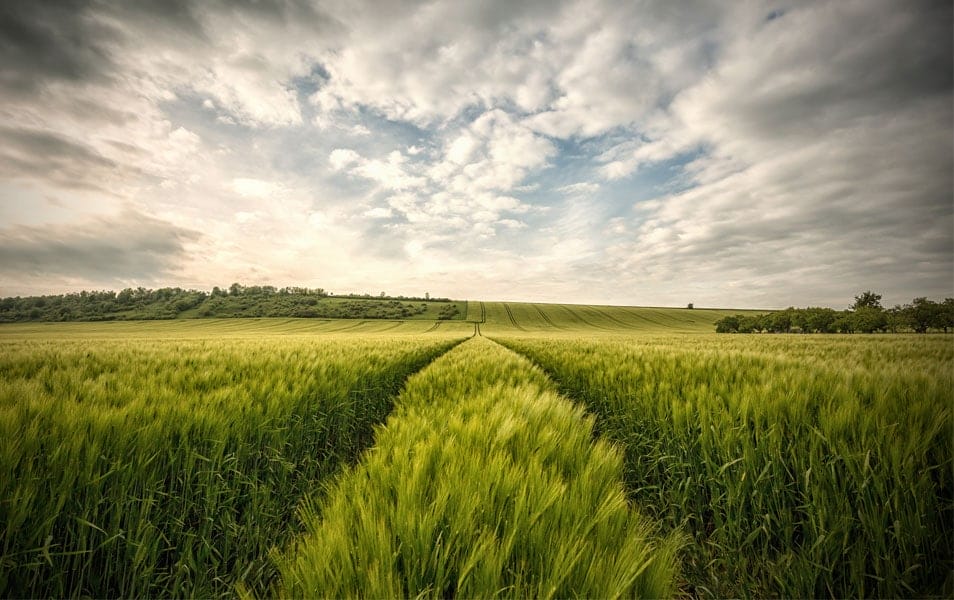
363 207 393 219
327 108 553 254
232 177 283 198
328 148 361 171
0 0 119 95
303 0 721 136
0 209 201 285
577 0 954 307
557 182 600 196
0 0 949 306
0 125 126 191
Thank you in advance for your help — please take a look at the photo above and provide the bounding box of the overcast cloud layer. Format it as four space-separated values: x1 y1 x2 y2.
0 0 950 308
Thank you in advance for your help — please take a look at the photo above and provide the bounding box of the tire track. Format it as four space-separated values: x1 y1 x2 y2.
588 306 636 330
621 309 672 329
322 320 368 332
375 321 405 332
534 304 563 329
559 305 612 331
503 303 526 330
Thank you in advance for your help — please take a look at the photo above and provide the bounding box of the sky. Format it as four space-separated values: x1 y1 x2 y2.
0 0 951 309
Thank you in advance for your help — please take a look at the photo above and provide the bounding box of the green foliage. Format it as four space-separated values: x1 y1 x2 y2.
715 293 954 334
0 287 209 322
496 334 953 598
0 332 463 598
436 303 460 320
0 285 465 323
851 290 883 310
278 338 681 598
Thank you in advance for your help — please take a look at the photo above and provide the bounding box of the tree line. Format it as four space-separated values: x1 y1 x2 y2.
716 292 954 334
0 284 460 322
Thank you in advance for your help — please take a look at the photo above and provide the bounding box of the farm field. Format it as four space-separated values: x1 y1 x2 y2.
1 304 951 598
474 300 753 333
494 333 953 598
0 324 468 597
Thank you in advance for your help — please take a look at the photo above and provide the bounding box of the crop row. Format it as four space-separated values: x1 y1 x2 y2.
496 334 953 598
278 337 680 598
0 334 463 598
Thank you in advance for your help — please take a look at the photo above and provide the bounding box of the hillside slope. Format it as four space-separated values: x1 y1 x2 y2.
474 301 761 334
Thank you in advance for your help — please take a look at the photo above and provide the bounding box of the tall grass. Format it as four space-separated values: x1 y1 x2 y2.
0 334 462 598
497 334 953 598
278 337 681 598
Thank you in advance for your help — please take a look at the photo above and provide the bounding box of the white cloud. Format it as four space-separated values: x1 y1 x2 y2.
363 206 393 219
557 182 600 195
445 133 479 165
232 178 281 198
329 148 361 171
234 210 259 224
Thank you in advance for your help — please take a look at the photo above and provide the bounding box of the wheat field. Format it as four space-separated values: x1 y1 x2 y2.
1 305 950 597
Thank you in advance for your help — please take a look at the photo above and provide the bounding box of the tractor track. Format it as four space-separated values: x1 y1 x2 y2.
503 303 526 330
534 304 562 329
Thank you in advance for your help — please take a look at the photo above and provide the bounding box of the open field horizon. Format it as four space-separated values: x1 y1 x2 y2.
0 300 764 337
2 307 951 597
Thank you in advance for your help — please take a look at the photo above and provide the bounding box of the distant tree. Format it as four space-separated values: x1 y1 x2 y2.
715 315 741 333
766 310 793 333
851 306 887 333
884 305 907 332
736 315 763 333
832 313 855 333
687 303 694 309
802 307 838 333
906 297 939 333
941 298 954 333
851 291 883 310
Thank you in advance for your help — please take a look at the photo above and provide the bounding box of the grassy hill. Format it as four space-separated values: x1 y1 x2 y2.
0 301 763 338
472 301 763 334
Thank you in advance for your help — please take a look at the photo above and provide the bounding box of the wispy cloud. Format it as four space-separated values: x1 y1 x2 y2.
0 209 201 286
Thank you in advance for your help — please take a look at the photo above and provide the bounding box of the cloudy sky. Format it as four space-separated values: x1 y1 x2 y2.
0 0 951 308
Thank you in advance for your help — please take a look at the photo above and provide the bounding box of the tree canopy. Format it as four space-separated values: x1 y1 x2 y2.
716 293 953 334
0 285 461 322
